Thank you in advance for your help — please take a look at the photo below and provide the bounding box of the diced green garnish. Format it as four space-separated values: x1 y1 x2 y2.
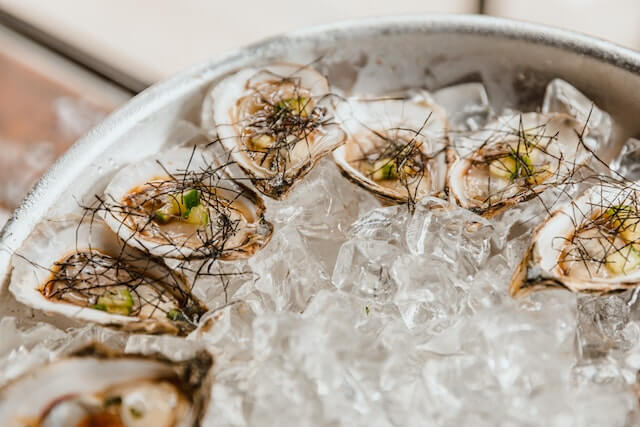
372 158 397 181
153 194 181 222
153 190 203 223
129 407 144 418
182 189 201 211
94 288 134 316
276 97 309 117
489 153 534 181
166 308 185 321
153 210 171 223
184 205 209 226
511 154 533 179
606 245 640 275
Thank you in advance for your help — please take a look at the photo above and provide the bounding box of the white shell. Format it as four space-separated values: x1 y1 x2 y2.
511 181 640 295
448 112 595 217
102 146 272 260
204 62 345 199
0 345 210 427
10 217 204 335
332 94 449 203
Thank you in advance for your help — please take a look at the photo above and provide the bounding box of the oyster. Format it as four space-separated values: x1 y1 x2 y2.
101 147 273 260
0 343 212 427
511 181 640 296
10 217 206 335
332 94 449 205
448 112 596 218
204 62 345 199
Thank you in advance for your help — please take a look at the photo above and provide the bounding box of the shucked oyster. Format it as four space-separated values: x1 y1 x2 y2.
0 343 212 427
511 181 640 296
10 217 207 335
204 62 345 199
101 147 273 260
332 94 449 205
448 112 596 218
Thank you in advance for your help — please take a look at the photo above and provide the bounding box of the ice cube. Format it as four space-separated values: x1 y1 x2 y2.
572 358 637 387
332 238 401 303
265 159 380 241
432 82 493 131
405 202 493 278
348 204 410 245
249 224 332 312
166 258 254 310
576 295 640 360
542 79 613 150
125 334 203 360
391 255 468 332
610 137 640 180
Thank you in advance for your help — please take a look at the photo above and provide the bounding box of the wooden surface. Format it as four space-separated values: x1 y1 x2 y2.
0 25 129 212
0 51 92 151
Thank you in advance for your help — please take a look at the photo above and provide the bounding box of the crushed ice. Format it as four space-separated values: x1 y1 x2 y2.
3 79 640 427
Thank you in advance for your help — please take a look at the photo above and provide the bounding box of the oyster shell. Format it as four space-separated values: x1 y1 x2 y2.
0 343 212 427
448 112 596 218
332 94 449 204
204 62 345 199
10 217 207 335
511 181 640 296
101 147 273 260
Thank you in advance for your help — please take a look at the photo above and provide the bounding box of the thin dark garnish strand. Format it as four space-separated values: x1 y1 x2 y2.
447 105 640 282
86 153 252 261
220 67 343 185
552 177 640 280
72 150 257 323
16 240 205 334
45 251 188 316
349 110 447 212
532 105 640 281
456 113 587 214
18 219 254 330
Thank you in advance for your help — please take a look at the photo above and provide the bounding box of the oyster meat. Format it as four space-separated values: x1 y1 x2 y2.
204 62 345 199
101 147 273 260
10 217 206 335
448 112 596 217
332 94 449 205
0 344 212 427
511 181 640 296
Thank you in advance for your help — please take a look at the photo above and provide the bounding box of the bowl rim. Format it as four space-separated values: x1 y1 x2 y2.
3 13 640 278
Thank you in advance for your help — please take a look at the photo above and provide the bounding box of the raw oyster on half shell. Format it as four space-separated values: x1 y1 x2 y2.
0 343 212 427
511 181 640 296
204 62 345 199
10 217 207 335
101 147 273 260
448 112 596 218
332 93 449 205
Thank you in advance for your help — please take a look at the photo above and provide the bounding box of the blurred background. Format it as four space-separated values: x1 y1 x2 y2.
0 0 638 223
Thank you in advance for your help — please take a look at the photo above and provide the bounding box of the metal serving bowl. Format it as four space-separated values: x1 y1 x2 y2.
2 14 640 303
